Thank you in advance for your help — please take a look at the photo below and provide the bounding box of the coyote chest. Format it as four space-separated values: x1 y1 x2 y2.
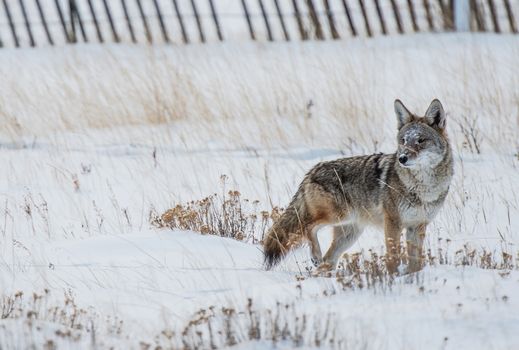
398 199 444 226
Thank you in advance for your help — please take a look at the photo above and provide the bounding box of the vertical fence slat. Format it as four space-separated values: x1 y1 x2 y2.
306 0 324 40
35 0 54 45
69 0 88 43
241 0 255 40
190 0 205 42
374 0 388 35
487 0 500 32
102 0 120 42
87 0 104 42
135 0 152 43
172 0 189 43
358 0 372 37
390 0 404 33
0 0 514 49
341 0 357 36
208 0 223 41
422 0 434 30
258 0 273 41
2 0 20 47
292 0 308 40
503 0 517 33
437 0 453 30
55 0 71 42
19 0 35 46
470 0 485 31
120 0 136 43
153 0 169 43
274 0 290 41
323 0 340 39
407 0 419 31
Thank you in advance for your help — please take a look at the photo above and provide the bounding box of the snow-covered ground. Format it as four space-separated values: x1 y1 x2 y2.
1 33 518 348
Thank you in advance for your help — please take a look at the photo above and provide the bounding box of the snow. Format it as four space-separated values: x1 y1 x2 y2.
1 33 519 348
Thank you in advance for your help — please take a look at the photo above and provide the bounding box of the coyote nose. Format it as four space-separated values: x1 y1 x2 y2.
399 155 408 164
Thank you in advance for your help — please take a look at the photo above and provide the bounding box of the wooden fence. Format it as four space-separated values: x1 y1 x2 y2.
0 0 517 48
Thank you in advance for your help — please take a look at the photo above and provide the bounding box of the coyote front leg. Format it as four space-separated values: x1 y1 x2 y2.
384 212 402 274
406 224 426 273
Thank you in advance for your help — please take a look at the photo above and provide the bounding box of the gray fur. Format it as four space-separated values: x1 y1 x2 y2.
263 99 453 274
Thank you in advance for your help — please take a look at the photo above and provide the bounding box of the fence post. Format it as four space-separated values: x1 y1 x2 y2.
503 0 517 33
35 0 54 45
87 0 104 42
3 0 19 47
19 0 35 46
69 0 88 43
102 0 120 43
341 0 357 36
292 0 308 40
120 0 136 43
453 0 470 31
152 0 170 43
407 0 419 31
273 0 290 41
422 0 434 30
191 0 206 42
208 0 223 41
358 0 372 37
373 0 388 35
323 0 340 39
135 0 152 43
486 0 500 33
258 0 273 41
172 0 189 44
306 0 324 40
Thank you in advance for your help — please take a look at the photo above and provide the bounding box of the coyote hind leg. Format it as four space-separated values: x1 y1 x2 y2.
320 224 363 271
308 222 328 267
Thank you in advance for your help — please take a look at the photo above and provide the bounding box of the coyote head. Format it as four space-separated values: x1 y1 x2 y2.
394 99 449 169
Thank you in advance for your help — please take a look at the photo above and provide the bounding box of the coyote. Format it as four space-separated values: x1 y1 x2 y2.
263 99 453 274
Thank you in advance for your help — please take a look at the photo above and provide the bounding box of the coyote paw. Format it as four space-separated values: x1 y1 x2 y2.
311 257 322 267
310 262 334 278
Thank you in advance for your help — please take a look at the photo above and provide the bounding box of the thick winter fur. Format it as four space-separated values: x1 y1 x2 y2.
263 99 453 274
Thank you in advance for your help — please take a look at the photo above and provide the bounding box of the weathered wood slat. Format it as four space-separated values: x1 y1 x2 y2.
323 0 340 39
19 0 35 46
172 0 189 43
35 0 54 45
374 0 388 35
306 0 324 40
153 0 170 43
120 0 136 43
135 0 152 43
358 0 372 37
102 0 120 42
191 0 206 43
258 0 273 41
208 0 223 41
274 0 290 41
341 0 358 36
87 0 104 42
292 0 308 40
2 0 20 47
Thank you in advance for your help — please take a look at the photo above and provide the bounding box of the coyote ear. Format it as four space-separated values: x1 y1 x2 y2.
424 99 446 130
394 99 413 129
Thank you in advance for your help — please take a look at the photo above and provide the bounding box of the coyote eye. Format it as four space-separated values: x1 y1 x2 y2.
418 138 425 144
400 138 405 144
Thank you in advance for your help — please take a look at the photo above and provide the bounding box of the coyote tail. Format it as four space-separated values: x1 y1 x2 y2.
263 193 308 269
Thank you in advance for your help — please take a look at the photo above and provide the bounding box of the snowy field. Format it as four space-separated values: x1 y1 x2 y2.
1 33 519 348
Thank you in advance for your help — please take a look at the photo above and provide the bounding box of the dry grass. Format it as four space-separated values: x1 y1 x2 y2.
153 180 284 244
155 189 518 281
1 35 518 153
